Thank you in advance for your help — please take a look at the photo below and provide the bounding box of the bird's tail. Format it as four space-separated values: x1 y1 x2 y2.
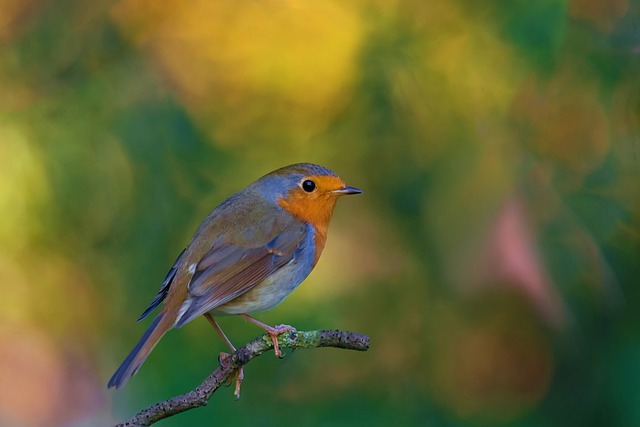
108 312 172 389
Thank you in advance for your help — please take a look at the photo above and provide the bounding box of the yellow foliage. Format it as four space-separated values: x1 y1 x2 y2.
111 0 363 145
0 124 50 252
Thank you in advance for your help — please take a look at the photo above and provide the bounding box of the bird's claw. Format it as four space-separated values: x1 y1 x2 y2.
265 324 296 358
233 367 244 399
218 351 231 365
217 352 243 399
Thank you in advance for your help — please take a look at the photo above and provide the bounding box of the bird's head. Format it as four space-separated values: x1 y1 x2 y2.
257 163 361 230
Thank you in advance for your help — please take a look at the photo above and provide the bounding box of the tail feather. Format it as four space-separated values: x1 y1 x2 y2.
108 313 171 389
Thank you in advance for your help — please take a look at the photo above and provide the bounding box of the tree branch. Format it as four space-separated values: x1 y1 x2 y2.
113 329 370 427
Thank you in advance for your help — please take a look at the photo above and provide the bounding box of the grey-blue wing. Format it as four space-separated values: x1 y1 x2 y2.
174 226 308 327
137 248 186 321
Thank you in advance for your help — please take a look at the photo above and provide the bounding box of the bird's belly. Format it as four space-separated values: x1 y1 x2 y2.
212 248 315 315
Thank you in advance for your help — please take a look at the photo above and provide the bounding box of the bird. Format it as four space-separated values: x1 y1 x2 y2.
108 163 361 397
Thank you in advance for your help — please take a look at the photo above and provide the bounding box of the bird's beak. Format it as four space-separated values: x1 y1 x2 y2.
331 186 363 196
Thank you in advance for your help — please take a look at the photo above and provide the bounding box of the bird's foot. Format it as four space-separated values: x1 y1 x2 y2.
239 314 297 358
217 351 231 365
218 352 244 399
264 324 297 358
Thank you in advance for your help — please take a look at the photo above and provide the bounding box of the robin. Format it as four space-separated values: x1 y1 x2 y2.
108 163 361 397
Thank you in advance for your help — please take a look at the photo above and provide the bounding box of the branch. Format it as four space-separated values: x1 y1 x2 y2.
114 329 370 427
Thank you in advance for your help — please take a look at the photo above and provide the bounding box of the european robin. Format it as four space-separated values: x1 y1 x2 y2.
108 163 361 397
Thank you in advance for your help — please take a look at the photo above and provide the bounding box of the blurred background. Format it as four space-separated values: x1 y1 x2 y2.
1 0 639 426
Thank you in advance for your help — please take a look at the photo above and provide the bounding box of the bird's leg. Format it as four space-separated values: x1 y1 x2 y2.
239 314 296 358
204 313 243 399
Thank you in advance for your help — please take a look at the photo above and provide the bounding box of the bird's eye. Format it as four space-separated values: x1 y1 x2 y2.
301 179 316 192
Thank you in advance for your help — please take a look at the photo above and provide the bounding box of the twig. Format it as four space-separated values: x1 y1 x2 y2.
114 329 370 427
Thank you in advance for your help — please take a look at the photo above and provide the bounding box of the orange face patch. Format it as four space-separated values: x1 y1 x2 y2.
277 174 347 264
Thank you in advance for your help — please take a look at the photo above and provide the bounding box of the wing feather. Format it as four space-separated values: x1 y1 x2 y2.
137 248 186 321
174 225 308 327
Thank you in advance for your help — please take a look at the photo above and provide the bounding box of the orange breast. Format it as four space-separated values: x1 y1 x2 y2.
278 194 337 265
